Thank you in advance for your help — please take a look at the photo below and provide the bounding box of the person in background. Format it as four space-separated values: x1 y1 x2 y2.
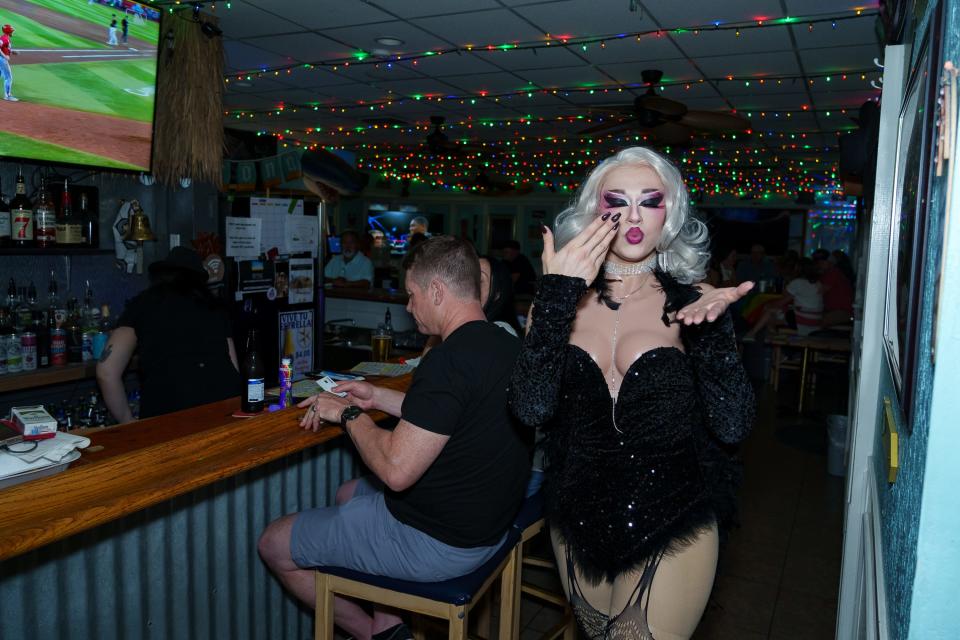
259 236 529 640
408 216 429 238
479 255 521 335
324 230 373 289
742 257 823 341
775 249 800 292
121 16 129 44
832 249 856 286
399 233 427 291
705 247 738 288
501 239 537 296
736 243 777 289
813 248 854 328
0 24 18 102
96 247 240 422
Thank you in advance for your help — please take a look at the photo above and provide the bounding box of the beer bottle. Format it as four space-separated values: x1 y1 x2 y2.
0 175 10 248
241 328 265 413
80 193 98 247
34 178 56 248
10 169 33 247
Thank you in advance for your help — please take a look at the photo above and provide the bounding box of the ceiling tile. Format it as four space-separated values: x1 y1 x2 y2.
224 41 294 72
671 26 793 58
695 50 802 79
783 1 880 17
728 91 810 110
511 1 651 36
367 0 502 19
599 59 701 86
247 0 396 30
798 44 882 74
220 2 299 39
392 53 503 77
789 14 879 49
521 65 620 89
242 32 350 62
468 46 584 71
412 10 547 45
643 0 783 28
318 21 443 55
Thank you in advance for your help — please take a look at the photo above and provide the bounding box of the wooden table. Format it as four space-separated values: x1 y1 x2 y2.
0 374 411 562
765 333 852 413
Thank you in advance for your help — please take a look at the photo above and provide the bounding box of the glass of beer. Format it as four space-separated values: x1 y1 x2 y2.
371 325 393 362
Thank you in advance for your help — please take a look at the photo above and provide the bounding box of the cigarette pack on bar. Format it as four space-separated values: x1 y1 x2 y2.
11 405 58 440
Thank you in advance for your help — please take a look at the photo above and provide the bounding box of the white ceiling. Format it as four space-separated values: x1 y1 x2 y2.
208 0 883 189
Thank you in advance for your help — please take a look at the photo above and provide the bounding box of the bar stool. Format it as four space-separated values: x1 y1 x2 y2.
313 493 543 640
512 493 576 640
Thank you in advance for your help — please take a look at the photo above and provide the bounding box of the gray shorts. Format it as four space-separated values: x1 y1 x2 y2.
289 477 507 582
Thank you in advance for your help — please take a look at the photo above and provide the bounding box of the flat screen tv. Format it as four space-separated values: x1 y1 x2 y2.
0 0 160 172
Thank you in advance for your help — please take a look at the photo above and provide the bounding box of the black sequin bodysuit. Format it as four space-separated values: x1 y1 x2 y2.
509 273 754 638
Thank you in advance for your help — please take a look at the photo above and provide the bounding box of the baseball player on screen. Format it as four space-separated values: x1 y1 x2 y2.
0 24 18 102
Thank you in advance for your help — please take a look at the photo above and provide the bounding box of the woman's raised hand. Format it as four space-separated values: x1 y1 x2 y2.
541 214 619 283
676 281 755 325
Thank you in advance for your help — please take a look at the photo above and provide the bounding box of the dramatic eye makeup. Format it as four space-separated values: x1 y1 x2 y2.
639 191 665 208
599 189 665 210
601 191 629 209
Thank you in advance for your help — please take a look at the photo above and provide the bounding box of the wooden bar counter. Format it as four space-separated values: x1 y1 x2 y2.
0 374 411 562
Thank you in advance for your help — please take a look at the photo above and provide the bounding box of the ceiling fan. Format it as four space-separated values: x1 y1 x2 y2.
578 70 751 144
425 115 484 154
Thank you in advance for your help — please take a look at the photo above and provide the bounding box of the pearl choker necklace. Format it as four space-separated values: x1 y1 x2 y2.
603 256 658 277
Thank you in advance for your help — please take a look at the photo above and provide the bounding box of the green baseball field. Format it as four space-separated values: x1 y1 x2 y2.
0 0 160 170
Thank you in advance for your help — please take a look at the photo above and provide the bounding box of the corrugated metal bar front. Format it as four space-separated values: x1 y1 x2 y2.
0 440 358 640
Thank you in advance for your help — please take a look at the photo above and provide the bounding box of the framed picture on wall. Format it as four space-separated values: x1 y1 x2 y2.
883 1 943 433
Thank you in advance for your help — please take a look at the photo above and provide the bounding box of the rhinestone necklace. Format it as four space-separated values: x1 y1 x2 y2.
603 254 658 277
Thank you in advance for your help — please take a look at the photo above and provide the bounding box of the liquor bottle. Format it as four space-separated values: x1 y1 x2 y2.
64 298 83 364
35 292 50 369
241 328 265 413
80 193 98 248
34 178 57 248
56 179 83 245
92 304 110 360
0 176 10 248
16 285 32 330
48 301 66 367
10 169 33 247
47 273 65 328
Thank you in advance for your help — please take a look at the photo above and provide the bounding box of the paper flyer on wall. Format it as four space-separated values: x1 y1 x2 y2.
250 197 304 216
285 216 319 256
279 310 313 382
288 258 314 304
225 217 261 258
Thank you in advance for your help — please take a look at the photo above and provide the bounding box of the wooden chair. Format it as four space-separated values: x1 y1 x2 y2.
514 517 576 640
314 491 545 640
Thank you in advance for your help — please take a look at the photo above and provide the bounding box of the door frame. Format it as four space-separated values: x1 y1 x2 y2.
837 44 907 639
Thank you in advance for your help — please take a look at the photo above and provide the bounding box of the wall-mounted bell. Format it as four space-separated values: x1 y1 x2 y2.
124 200 156 242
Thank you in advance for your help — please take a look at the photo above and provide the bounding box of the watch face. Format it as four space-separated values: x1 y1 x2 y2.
341 406 362 424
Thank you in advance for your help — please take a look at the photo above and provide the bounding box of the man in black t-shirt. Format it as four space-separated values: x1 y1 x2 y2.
258 237 529 640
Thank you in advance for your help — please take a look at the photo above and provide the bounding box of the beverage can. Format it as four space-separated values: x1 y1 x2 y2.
7 334 22 373
50 328 67 366
20 332 37 371
279 358 293 407
81 330 95 362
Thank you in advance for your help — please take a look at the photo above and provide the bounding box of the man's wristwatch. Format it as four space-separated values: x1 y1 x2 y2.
339 405 364 427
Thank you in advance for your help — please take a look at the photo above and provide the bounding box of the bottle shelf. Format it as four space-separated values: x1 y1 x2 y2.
0 358 136 394
0 247 111 256
0 361 98 394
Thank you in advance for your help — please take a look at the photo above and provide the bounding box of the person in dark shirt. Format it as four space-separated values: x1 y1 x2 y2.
258 236 529 640
96 247 240 422
501 239 538 295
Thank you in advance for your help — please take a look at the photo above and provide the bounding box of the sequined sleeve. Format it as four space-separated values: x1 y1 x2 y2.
509 274 588 426
681 311 755 444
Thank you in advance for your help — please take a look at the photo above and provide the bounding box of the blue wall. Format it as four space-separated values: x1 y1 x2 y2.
875 0 960 636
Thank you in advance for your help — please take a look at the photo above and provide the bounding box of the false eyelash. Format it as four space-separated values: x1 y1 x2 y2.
602 193 629 208
640 192 665 208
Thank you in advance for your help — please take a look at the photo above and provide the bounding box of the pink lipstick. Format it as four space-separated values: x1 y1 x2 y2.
626 227 644 245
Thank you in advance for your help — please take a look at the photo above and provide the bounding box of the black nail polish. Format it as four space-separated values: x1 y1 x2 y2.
601 213 611 221
541 225 547 234
612 213 621 222
613 222 620 230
